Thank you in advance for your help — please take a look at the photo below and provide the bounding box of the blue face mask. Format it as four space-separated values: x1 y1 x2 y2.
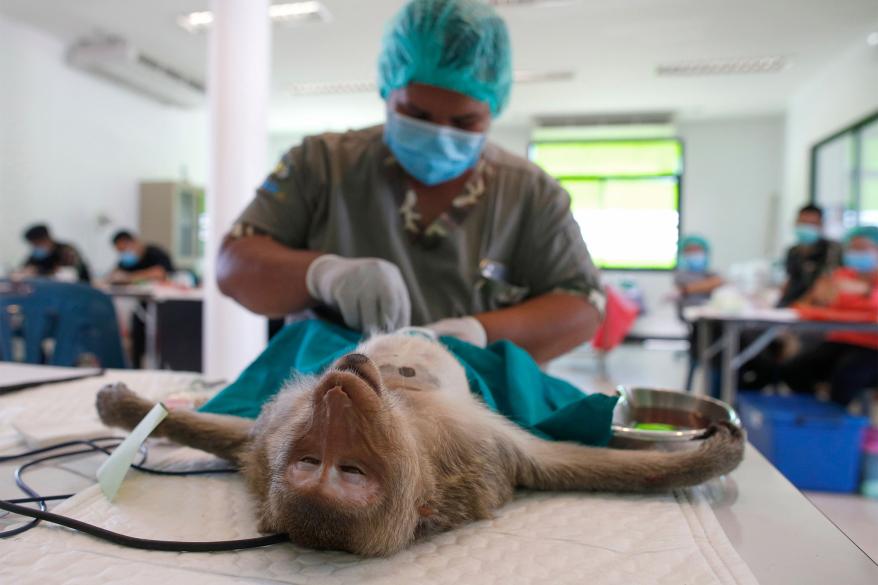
794 224 821 245
844 250 878 274
680 252 708 273
31 246 51 260
384 110 486 186
119 251 140 268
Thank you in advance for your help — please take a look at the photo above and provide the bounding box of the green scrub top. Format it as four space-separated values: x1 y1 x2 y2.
233 125 604 325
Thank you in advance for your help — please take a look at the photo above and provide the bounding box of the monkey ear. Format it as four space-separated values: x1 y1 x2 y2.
417 504 434 518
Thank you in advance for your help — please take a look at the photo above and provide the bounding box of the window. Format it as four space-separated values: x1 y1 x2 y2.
811 112 878 236
530 139 683 270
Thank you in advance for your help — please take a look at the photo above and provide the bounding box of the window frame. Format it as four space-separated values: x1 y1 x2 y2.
809 110 878 223
528 136 686 272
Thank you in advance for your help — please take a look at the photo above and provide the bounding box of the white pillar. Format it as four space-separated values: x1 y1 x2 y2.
203 0 270 380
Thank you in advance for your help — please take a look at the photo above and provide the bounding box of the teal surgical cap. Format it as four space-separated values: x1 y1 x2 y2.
679 235 711 254
377 0 513 116
845 225 878 246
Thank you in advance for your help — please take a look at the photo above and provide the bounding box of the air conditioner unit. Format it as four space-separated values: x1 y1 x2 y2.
66 37 205 108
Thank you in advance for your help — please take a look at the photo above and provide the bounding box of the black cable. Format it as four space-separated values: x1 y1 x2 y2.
0 436 124 463
5 495 74 503
0 438 282 551
0 500 287 551
2 444 126 538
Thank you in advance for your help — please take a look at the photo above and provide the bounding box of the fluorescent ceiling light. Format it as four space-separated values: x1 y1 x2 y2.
178 11 213 33
656 56 788 77
488 0 579 7
513 70 574 83
269 1 328 22
289 80 377 96
288 70 575 96
178 2 330 34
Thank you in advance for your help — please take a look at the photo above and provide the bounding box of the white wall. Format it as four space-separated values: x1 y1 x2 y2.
780 38 878 248
0 14 208 276
677 116 786 271
489 124 533 157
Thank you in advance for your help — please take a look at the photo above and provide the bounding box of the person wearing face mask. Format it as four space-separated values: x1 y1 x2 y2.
20 224 91 282
109 230 175 368
217 0 604 362
780 225 878 405
778 204 842 307
673 235 726 392
674 235 724 313
109 230 174 284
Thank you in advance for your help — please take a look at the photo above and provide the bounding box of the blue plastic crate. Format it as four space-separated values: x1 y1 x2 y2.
738 393 869 493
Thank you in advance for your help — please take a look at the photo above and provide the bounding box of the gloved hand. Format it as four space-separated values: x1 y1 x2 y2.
306 254 412 333
425 316 488 348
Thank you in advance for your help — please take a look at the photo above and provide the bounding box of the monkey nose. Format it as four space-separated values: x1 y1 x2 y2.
334 353 382 394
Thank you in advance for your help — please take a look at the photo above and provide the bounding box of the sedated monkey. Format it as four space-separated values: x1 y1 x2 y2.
96 333 745 557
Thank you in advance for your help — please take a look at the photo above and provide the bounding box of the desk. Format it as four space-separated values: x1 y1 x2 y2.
1 364 876 583
99 284 203 370
683 306 878 405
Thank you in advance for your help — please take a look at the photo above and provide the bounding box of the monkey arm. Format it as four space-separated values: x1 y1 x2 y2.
512 422 745 492
96 383 254 464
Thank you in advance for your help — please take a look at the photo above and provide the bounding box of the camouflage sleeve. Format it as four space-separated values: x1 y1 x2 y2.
229 141 314 248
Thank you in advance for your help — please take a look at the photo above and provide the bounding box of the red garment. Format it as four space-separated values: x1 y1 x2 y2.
820 268 878 350
591 286 638 351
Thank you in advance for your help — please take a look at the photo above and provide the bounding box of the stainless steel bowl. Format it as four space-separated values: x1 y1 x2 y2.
611 386 740 444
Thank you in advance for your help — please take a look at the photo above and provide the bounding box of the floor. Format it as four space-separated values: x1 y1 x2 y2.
547 342 878 564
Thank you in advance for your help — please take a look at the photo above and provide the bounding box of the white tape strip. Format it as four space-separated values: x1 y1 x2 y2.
97 403 168 501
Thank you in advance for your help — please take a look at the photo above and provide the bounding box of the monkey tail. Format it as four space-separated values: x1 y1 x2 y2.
516 422 745 493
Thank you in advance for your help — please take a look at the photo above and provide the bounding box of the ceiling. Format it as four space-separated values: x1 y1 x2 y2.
1 0 876 133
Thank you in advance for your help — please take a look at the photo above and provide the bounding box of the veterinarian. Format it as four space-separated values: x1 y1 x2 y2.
217 0 605 362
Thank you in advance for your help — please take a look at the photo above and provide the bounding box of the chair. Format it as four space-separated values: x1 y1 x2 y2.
0 279 127 368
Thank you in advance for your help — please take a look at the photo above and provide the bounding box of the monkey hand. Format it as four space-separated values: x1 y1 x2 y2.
96 382 157 431
306 254 412 333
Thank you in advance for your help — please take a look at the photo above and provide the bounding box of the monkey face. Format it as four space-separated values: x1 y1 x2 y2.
260 353 425 556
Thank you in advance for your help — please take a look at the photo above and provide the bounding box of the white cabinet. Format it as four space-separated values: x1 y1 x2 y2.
138 181 205 274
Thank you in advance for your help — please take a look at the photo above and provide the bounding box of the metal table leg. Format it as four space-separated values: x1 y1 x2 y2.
144 300 159 370
698 318 710 395
721 323 741 405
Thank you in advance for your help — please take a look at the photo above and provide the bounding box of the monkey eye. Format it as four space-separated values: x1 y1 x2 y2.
300 456 320 465
339 465 365 475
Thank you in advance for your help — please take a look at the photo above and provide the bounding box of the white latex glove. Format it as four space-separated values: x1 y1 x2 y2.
425 316 488 348
306 254 412 333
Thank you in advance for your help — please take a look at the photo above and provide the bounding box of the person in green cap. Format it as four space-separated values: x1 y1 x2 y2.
674 235 724 311
217 0 604 362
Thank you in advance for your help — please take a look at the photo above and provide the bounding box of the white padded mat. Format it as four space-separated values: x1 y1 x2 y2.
0 371 760 585
0 370 206 450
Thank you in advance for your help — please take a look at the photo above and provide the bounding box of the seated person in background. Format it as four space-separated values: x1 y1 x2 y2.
674 235 724 313
778 204 842 307
20 224 91 282
109 230 175 369
109 230 174 284
675 235 725 392
781 225 878 405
